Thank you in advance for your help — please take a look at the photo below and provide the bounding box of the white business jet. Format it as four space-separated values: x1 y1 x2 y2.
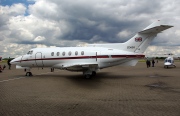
10 20 173 78
164 53 176 68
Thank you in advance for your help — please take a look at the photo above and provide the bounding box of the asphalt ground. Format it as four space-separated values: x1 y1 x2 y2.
0 61 180 116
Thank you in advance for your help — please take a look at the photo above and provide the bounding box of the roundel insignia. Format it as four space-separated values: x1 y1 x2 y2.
135 37 142 42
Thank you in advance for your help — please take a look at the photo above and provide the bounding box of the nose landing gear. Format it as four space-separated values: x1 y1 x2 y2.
25 68 33 76
26 72 33 76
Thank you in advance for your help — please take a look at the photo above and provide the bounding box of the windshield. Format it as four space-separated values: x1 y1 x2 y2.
165 59 172 63
27 50 33 55
168 60 171 63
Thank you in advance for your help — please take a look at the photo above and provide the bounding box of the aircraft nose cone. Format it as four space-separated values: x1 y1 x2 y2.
10 59 15 64
10 56 21 65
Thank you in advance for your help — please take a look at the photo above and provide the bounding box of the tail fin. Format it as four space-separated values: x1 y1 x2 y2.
87 20 173 53
124 20 173 53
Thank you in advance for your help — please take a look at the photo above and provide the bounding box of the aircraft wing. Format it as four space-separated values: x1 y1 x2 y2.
53 63 99 71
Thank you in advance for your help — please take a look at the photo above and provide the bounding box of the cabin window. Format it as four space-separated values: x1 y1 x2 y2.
57 52 60 56
81 51 84 55
62 52 65 56
51 52 54 56
68 51 72 56
75 51 78 55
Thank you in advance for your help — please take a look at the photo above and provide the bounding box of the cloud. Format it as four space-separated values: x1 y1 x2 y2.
34 36 45 42
117 30 132 41
1 3 26 16
145 46 180 57
0 0 180 58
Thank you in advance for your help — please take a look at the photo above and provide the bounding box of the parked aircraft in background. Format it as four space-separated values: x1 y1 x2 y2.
164 53 176 68
10 20 173 78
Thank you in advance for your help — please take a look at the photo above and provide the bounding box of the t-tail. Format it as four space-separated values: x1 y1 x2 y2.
87 20 173 53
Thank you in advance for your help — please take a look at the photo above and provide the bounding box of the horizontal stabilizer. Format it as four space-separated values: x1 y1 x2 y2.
139 25 173 34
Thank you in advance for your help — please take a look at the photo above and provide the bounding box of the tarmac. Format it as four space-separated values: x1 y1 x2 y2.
0 61 180 116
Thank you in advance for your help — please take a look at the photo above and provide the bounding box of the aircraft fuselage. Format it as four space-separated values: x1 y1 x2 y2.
12 47 144 71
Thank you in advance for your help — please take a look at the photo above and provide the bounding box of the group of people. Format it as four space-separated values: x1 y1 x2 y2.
0 58 11 73
146 59 156 68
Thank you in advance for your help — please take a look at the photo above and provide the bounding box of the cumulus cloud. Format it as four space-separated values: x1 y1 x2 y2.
1 3 26 16
145 46 180 57
0 0 180 58
34 36 45 42
117 30 132 42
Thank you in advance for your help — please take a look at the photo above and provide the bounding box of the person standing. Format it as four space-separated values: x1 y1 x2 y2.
7 57 11 70
51 67 55 72
146 59 151 68
152 59 155 67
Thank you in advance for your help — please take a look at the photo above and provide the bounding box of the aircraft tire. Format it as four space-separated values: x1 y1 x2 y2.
26 72 33 76
25 72 28 76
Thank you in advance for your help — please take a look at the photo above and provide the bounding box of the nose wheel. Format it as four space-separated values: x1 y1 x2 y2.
25 68 33 76
26 72 33 76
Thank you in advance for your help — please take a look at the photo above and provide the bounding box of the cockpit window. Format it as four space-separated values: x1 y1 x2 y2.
27 50 33 55
165 59 172 63
30 51 33 55
27 51 30 54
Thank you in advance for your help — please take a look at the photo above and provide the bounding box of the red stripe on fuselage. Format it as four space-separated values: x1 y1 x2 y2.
14 55 145 62
111 55 145 58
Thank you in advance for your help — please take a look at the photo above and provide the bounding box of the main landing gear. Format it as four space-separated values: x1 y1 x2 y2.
84 71 96 79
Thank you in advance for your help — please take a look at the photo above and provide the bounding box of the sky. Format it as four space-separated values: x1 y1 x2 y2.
0 0 180 58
